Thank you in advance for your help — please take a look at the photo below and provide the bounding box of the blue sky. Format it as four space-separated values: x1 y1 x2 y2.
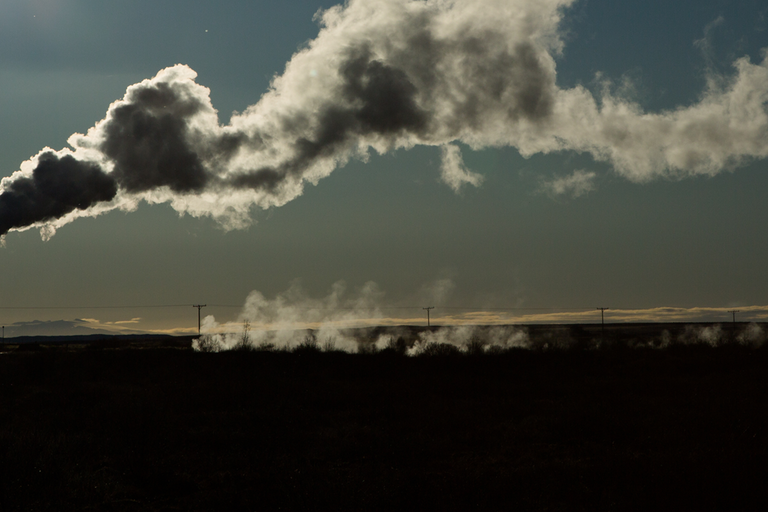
1 0 768 337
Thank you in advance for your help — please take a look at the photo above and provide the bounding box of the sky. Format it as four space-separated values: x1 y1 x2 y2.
1 0 768 337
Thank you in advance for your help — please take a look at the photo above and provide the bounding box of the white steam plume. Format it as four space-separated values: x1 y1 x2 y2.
192 278 533 354
2 0 768 239
194 280 387 352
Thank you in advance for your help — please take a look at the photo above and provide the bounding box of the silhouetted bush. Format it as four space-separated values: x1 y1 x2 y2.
418 342 461 357
232 321 254 351
357 340 379 354
321 338 339 352
293 332 320 353
195 335 221 352
383 336 408 355
466 336 486 355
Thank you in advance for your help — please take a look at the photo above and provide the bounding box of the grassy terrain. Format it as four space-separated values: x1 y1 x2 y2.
1 336 767 511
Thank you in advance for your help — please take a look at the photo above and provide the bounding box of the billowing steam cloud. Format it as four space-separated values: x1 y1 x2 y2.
195 280 389 352
2 0 768 239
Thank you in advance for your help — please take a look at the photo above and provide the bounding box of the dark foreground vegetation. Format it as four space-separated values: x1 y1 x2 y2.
1 328 767 511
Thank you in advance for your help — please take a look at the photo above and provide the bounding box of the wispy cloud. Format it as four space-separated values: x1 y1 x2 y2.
112 317 142 325
540 169 596 198
439 144 484 192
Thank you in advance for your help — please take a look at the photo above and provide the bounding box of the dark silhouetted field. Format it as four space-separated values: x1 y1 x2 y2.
1 324 767 511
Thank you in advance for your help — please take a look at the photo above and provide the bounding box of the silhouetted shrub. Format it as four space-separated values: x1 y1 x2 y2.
294 332 320 353
194 335 221 352
383 336 408 355
418 342 461 357
466 336 486 355
232 342 257 352
321 338 338 352
232 321 254 351
357 339 379 354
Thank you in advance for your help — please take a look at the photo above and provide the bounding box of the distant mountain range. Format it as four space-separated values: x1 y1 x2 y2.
1 319 145 339
4 333 183 344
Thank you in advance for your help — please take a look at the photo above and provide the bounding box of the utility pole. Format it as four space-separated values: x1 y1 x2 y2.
728 310 740 323
423 307 435 327
597 307 609 341
193 305 207 334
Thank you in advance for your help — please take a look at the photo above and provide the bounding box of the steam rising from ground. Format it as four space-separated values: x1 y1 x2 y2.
2 0 768 239
677 323 766 348
191 278 767 353
194 280 388 352
192 279 530 353
407 325 530 355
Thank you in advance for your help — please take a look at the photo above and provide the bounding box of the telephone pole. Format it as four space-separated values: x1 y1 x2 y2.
193 304 207 334
423 306 435 327
597 307 609 340
728 310 740 323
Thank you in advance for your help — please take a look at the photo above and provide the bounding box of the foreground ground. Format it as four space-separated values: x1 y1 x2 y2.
1 341 766 511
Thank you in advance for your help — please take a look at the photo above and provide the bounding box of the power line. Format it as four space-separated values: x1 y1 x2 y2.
0 303 762 315
0 304 431 311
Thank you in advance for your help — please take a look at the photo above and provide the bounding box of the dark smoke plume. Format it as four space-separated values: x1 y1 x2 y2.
2 0 767 239
100 81 211 194
0 153 116 236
